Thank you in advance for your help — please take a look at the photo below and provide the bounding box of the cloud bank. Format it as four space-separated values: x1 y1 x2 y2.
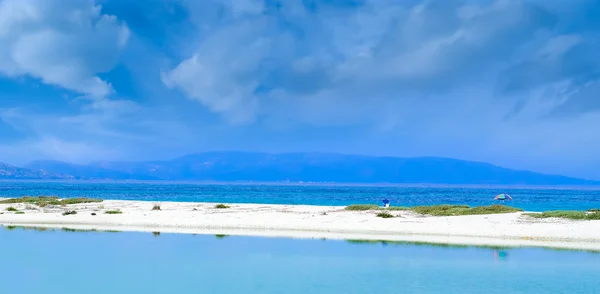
1 0 600 179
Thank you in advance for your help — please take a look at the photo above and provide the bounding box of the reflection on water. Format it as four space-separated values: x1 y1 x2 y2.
2 225 121 233
2 226 600 294
495 250 509 261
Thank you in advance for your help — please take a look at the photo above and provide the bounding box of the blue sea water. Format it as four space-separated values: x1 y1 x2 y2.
1 181 599 211
1 227 600 294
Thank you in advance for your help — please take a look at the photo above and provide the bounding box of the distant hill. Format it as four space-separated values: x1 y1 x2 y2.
0 162 74 180
12 151 599 185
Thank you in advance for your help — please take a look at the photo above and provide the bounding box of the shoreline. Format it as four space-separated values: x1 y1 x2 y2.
2 199 600 251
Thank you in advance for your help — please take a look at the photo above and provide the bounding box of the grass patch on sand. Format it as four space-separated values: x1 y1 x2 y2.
0 196 102 207
376 212 395 218
62 210 77 216
105 210 123 214
524 211 600 221
345 204 522 216
215 204 230 209
411 204 522 216
345 204 409 211
5 207 18 212
15 211 24 214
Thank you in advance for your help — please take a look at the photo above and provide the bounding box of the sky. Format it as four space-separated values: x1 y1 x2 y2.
0 0 600 179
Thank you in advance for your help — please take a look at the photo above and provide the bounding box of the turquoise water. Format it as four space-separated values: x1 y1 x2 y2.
1 181 600 211
1 227 600 293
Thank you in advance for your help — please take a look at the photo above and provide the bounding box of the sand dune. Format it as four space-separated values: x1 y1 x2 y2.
1 199 600 251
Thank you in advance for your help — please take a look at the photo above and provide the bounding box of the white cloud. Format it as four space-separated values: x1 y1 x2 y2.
0 0 129 98
164 0 556 125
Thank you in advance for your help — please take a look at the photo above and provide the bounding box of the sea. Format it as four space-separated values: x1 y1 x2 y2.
1 180 599 211
2 181 600 293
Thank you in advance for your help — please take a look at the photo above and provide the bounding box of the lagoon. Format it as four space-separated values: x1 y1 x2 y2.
1 227 600 293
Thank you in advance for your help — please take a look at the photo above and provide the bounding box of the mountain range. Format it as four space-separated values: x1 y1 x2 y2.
0 151 597 185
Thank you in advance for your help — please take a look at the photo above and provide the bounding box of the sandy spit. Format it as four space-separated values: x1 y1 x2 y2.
1 200 600 251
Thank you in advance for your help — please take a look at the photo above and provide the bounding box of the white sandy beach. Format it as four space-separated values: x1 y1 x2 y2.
1 199 600 251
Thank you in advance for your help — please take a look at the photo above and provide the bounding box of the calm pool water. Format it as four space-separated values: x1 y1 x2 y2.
1 181 600 211
1 227 599 293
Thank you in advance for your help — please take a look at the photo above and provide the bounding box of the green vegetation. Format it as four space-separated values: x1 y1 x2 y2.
524 211 600 221
344 204 409 211
105 210 123 214
62 210 77 216
376 212 394 218
5 207 18 212
215 234 229 239
215 204 230 209
0 196 102 207
345 204 522 216
15 211 24 214
411 204 522 216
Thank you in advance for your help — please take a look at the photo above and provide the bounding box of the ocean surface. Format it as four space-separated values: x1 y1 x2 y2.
1 181 599 211
1 227 600 294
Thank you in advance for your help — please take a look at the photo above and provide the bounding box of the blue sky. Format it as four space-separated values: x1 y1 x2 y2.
1 0 600 179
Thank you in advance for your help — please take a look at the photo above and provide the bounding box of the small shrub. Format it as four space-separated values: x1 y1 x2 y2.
376 212 394 218
215 204 230 209
152 204 161 211
91 213 97 216
15 211 25 215
62 210 77 216
6 207 18 212
105 210 123 214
